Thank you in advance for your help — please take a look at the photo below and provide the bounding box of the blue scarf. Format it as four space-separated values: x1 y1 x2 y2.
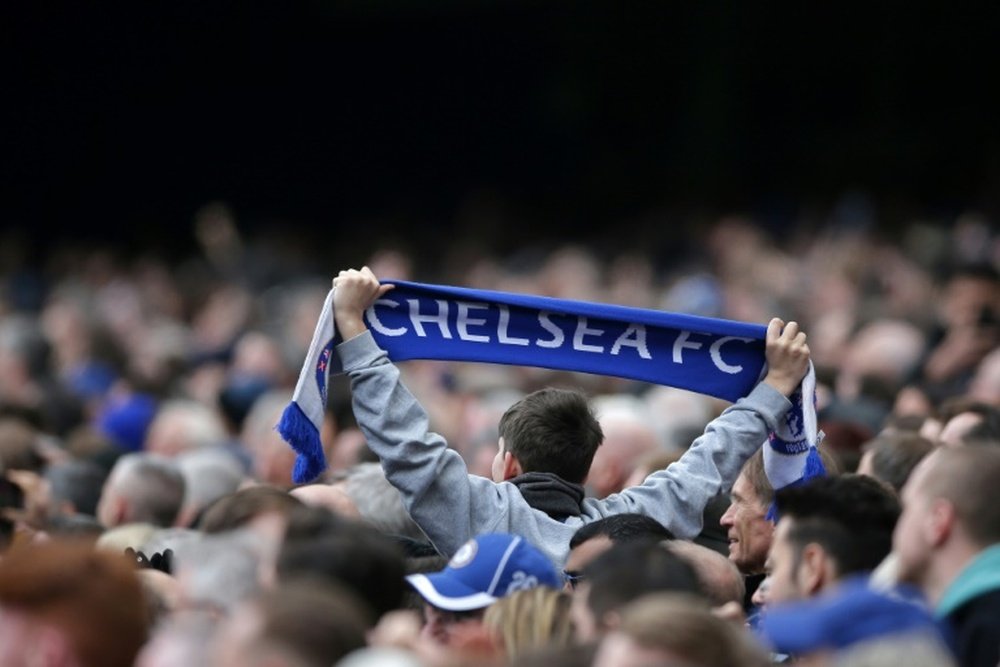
278 279 824 487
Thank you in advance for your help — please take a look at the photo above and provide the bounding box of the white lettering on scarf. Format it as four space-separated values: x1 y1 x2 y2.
366 298 747 372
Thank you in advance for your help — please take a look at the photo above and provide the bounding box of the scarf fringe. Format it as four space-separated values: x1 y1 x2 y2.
277 401 327 483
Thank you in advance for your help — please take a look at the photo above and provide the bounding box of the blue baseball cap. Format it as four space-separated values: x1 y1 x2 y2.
759 577 947 654
406 533 560 611
96 393 158 452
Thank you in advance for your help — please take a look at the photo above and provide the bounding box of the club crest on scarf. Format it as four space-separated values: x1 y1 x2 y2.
769 390 809 455
763 364 827 521
314 340 334 406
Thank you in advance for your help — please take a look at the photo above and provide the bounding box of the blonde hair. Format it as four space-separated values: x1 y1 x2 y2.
484 587 573 661
96 522 157 553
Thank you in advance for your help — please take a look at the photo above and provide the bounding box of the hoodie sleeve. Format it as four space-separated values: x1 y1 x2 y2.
336 330 519 556
589 382 791 539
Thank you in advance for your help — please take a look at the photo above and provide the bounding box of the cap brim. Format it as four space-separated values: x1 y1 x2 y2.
406 572 497 612
758 581 937 654
758 601 832 654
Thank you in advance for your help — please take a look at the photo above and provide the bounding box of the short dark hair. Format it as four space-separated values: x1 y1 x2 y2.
583 542 702 623
569 513 673 550
498 388 603 483
862 433 935 492
278 506 407 620
921 447 1000 546
774 474 900 577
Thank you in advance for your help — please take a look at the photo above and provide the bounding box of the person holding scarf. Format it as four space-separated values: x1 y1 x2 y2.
308 266 811 568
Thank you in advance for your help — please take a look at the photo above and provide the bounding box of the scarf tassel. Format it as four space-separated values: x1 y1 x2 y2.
277 401 328 484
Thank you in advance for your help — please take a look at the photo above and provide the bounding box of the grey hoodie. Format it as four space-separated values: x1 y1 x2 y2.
338 330 791 567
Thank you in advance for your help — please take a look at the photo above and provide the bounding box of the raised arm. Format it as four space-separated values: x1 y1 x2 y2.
600 318 810 538
331 267 514 556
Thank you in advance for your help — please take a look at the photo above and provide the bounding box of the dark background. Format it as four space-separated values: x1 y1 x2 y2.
4 1 1000 261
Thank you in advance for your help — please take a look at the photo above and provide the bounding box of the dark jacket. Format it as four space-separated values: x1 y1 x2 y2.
938 545 1000 667
944 588 1000 667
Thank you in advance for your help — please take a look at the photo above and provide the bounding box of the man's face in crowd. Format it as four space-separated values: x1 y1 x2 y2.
569 581 600 643
764 517 804 605
720 473 773 575
562 535 613 591
420 603 486 646
893 455 937 586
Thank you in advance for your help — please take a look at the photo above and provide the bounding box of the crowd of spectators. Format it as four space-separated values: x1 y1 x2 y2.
0 205 997 666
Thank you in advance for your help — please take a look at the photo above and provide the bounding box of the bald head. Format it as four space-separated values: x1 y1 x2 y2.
911 447 1000 548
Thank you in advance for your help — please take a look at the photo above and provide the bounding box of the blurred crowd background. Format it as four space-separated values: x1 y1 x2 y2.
1 199 998 484
0 202 996 666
